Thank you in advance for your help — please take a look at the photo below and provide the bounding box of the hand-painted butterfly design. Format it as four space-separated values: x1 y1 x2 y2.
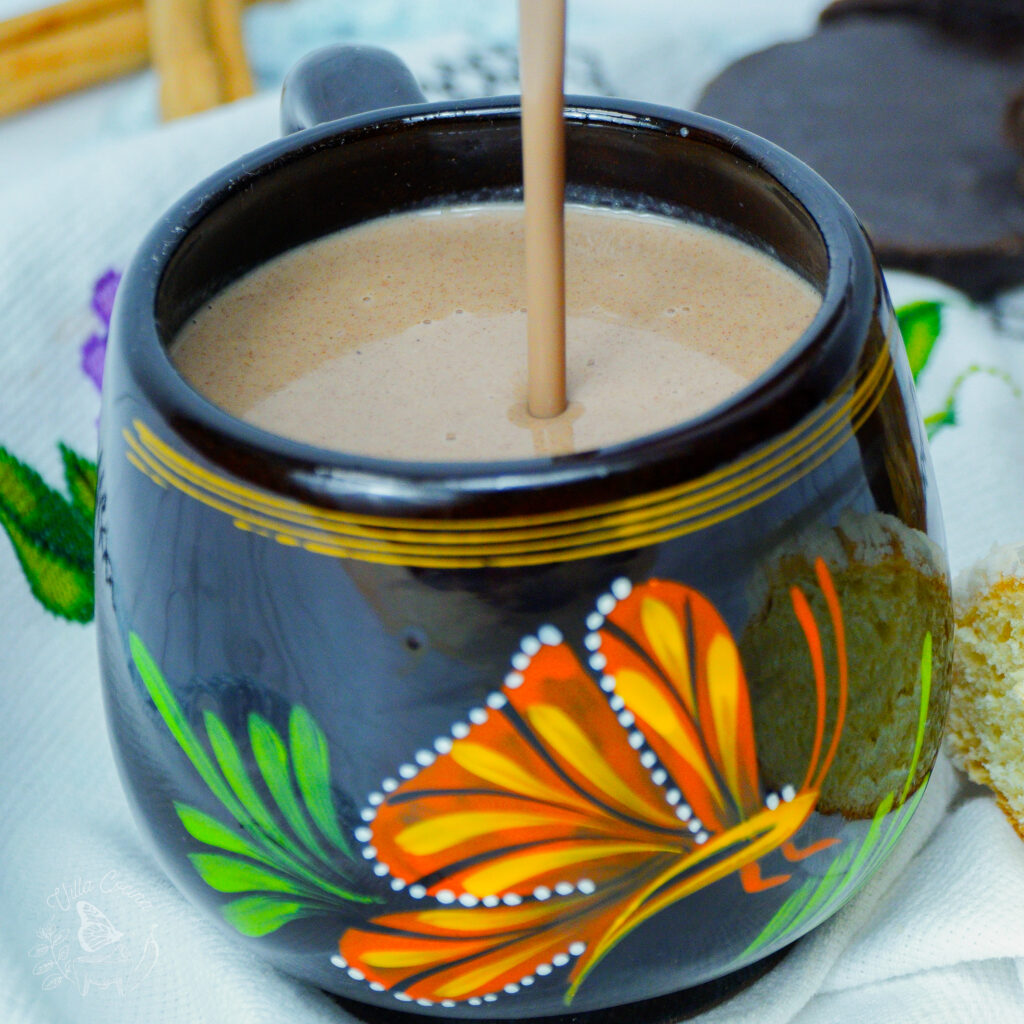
337 558 847 1008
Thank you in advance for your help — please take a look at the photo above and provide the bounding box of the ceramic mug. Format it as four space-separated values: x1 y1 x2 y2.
97 46 953 1019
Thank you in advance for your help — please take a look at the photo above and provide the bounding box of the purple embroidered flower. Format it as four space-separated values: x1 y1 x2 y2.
80 269 121 394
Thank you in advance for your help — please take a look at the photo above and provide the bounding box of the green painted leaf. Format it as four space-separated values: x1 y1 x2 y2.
59 444 98 524
202 711 300 859
130 634 246 822
175 802 278 865
221 896 310 937
188 853 308 895
0 444 93 621
896 301 943 380
133 634 377 913
900 633 932 805
249 713 332 864
289 706 355 859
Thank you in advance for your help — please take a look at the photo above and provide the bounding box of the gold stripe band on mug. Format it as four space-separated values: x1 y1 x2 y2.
124 340 895 567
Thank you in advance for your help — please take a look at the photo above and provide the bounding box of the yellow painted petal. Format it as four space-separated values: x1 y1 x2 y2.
433 939 554 1000
641 597 695 713
451 742 586 811
362 947 458 970
614 668 720 799
570 793 818 997
526 704 658 820
396 811 565 857
461 840 669 897
706 632 744 798
413 902 571 933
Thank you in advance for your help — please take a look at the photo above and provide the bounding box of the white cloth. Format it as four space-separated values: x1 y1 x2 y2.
3 3 1024 1022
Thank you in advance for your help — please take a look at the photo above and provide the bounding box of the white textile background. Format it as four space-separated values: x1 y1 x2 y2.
2 3 1024 1022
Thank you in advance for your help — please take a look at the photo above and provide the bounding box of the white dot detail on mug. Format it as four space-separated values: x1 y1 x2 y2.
521 635 541 656
538 624 563 646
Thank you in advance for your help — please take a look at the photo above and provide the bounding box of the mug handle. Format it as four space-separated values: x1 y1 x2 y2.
280 45 428 134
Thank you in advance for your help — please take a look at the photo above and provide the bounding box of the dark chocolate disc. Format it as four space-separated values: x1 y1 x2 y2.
698 12 1024 298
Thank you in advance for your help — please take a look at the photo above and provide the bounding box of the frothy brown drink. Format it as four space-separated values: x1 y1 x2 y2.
171 203 820 461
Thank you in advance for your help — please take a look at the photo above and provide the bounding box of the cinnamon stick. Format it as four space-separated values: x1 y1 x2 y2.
206 0 252 102
0 0 132 49
0 4 146 117
145 0 253 120
0 0 260 120
145 0 220 119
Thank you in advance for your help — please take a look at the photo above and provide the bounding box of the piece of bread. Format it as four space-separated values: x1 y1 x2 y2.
741 510 953 818
946 544 1024 837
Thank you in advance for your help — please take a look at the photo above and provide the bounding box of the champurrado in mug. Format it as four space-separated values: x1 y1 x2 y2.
97 55 952 1019
170 203 820 460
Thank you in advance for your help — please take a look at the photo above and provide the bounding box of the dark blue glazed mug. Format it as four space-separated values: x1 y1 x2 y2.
96 46 953 1019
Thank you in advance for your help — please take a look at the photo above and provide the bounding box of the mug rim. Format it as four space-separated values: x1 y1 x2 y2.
110 96 880 517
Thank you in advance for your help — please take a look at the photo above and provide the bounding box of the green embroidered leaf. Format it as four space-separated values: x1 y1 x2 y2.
59 444 98 524
0 504 93 621
249 713 332 864
203 711 299 858
0 444 93 621
289 706 355 859
896 301 943 380
221 896 310 937
188 853 308 895
924 403 956 438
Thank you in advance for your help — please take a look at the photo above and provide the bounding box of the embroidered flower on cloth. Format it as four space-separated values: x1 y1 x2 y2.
80 269 120 394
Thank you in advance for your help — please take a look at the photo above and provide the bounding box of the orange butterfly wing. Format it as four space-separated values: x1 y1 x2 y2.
594 580 762 831
364 639 684 902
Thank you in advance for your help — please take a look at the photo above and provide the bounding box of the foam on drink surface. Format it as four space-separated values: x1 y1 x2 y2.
170 204 820 461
